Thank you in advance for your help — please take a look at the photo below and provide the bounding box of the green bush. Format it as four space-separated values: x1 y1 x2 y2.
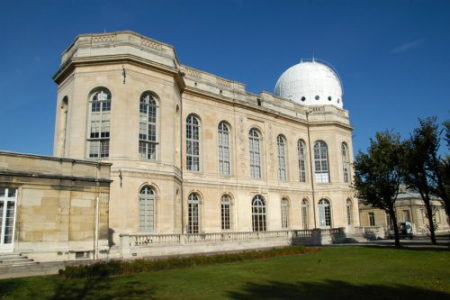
59 246 319 278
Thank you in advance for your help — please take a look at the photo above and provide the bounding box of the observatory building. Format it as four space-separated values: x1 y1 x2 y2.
0 31 361 261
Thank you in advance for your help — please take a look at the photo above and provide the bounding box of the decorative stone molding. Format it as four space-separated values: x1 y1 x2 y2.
91 34 116 44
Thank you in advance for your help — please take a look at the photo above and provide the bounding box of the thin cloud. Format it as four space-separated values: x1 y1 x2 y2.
391 38 425 54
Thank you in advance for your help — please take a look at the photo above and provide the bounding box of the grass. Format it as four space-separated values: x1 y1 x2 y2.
0 246 449 299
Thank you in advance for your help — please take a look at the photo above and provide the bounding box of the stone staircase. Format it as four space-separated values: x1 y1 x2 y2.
0 253 37 268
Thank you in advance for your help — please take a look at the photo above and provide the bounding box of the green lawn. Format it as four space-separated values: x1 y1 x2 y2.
1 246 449 299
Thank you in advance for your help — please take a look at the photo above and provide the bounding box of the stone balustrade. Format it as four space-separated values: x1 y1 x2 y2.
120 228 347 248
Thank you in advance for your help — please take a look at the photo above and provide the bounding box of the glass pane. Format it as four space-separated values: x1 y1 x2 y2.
4 201 15 244
7 189 16 198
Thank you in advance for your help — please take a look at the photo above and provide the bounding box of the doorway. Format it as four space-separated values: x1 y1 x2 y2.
0 188 17 253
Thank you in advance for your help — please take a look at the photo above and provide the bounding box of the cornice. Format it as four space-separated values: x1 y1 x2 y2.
53 54 185 92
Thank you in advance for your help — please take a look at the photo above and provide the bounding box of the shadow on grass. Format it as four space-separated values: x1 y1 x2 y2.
50 275 156 300
0 280 21 295
361 244 450 252
227 279 449 299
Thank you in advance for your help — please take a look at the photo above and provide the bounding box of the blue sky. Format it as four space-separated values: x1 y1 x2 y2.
0 0 449 156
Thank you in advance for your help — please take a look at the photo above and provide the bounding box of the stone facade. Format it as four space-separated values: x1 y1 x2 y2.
359 190 449 236
52 31 359 247
0 151 111 261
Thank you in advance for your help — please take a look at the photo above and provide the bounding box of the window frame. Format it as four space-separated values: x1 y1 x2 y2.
87 87 112 158
187 193 200 234
297 139 307 183
252 195 267 232
277 135 287 182
369 212 376 226
249 128 262 179
218 121 231 176
221 194 232 230
346 199 352 226
314 140 330 183
342 142 350 183
139 91 159 160
318 198 332 227
186 114 201 172
302 199 309 229
139 186 156 233
281 198 289 229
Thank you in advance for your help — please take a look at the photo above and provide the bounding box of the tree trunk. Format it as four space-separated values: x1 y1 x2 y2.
389 205 400 247
423 195 437 245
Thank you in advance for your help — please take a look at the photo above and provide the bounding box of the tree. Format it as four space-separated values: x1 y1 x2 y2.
354 131 403 247
425 119 450 225
401 118 438 244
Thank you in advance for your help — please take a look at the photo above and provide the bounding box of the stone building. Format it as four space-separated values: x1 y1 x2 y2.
359 188 449 236
0 151 111 261
1 31 359 260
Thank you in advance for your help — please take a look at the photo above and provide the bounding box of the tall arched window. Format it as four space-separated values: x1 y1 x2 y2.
342 142 350 183
346 199 353 226
298 139 307 182
139 92 158 160
221 194 231 230
249 128 262 179
139 186 155 232
302 199 309 229
252 195 266 232
319 199 331 227
277 135 287 182
88 88 111 158
218 121 231 176
186 115 200 171
314 141 329 183
188 193 199 234
281 198 289 229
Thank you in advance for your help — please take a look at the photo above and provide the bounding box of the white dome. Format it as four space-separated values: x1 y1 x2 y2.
274 60 343 108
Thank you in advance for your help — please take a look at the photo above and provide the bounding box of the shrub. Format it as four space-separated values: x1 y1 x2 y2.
59 246 319 278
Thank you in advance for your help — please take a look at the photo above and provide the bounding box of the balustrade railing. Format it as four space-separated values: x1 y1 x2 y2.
127 230 296 247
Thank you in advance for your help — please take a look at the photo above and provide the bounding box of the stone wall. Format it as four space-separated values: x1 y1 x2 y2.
0 152 111 261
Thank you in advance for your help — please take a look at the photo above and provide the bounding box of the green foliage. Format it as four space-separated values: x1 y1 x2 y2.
353 131 403 246
353 131 403 210
58 246 319 279
400 117 443 243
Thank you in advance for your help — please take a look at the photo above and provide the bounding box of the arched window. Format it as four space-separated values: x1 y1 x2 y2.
218 121 231 176
221 195 231 230
298 139 307 182
302 199 309 229
277 135 287 181
139 92 158 160
186 115 200 171
88 88 111 158
319 199 331 227
314 141 329 183
249 128 262 179
252 195 266 232
139 186 155 232
188 193 199 234
346 199 353 226
281 198 289 229
342 142 350 183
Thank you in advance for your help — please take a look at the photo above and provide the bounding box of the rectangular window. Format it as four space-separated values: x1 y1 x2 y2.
0 188 17 248
281 203 288 228
302 206 308 229
249 136 261 179
221 203 231 230
369 212 376 226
